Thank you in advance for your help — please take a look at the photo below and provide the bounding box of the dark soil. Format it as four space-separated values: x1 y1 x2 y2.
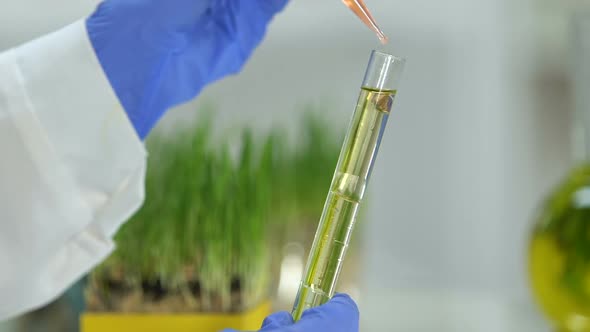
188 281 201 297
141 279 166 301
230 277 241 293
85 277 253 314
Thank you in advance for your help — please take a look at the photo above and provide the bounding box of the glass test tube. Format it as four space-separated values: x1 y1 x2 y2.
291 50 405 320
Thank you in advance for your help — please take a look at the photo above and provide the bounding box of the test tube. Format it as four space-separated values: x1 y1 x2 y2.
291 50 405 321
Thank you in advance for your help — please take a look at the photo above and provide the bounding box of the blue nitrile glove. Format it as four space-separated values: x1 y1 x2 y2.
222 294 359 332
86 0 288 139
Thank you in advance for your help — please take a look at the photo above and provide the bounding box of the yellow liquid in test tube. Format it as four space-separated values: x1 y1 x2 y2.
292 50 406 321
292 88 395 320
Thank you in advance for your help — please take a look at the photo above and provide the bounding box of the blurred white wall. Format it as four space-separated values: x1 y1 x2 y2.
0 0 583 330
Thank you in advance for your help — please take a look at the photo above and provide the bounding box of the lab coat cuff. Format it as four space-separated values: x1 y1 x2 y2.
12 19 147 234
12 19 146 175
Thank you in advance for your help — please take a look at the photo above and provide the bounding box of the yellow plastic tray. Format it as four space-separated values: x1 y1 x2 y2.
81 301 271 332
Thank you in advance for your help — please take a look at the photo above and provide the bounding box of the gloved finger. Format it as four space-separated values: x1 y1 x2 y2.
293 293 359 332
260 311 294 330
198 0 287 81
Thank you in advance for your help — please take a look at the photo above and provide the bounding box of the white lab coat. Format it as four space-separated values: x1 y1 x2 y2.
0 20 146 320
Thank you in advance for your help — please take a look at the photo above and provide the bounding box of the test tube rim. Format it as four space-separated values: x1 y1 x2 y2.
363 50 406 91
370 49 406 64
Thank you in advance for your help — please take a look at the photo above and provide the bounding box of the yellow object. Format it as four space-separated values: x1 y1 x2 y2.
81 301 271 332
529 234 590 331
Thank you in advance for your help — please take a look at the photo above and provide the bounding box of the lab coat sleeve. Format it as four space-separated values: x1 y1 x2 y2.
0 20 147 319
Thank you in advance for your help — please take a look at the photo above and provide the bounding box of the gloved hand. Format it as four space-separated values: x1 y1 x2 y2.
86 0 288 139
222 294 359 332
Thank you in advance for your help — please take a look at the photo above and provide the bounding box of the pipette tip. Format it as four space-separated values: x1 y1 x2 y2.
377 32 389 45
